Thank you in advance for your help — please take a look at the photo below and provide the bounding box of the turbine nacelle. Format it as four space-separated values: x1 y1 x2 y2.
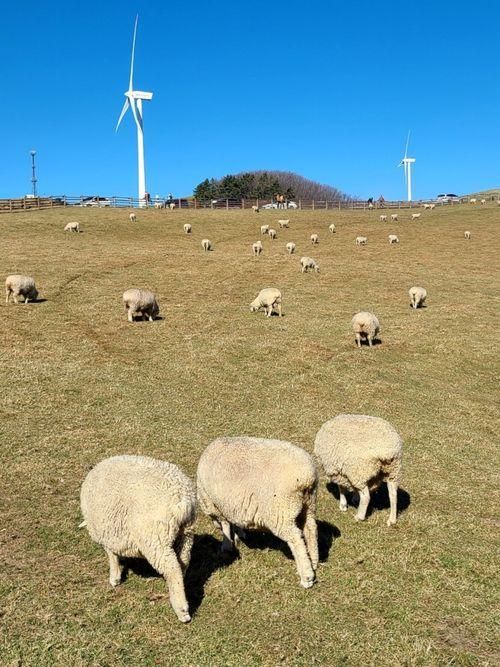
126 91 153 101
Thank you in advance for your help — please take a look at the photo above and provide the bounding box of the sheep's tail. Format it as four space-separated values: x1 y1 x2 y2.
78 520 87 529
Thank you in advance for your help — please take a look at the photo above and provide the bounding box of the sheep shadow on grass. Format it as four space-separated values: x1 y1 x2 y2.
326 482 411 519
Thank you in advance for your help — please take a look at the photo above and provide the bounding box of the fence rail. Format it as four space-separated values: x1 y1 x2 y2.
0 194 497 214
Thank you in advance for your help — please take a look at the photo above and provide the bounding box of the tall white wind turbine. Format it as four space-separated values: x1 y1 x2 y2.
116 15 153 207
398 131 416 202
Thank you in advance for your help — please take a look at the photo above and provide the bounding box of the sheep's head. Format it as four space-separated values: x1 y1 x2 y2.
249 301 259 313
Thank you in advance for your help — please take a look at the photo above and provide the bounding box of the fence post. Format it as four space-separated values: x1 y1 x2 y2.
312 199 315 210
242 199 245 210
226 198 229 210
257 198 259 209
338 200 340 210
299 200 302 210
9 199 12 212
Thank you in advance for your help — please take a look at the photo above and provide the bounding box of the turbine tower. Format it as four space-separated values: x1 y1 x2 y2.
398 131 416 202
116 16 153 207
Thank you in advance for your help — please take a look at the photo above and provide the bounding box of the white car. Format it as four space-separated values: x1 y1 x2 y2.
435 193 459 203
261 202 279 210
80 196 112 207
287 201 298 209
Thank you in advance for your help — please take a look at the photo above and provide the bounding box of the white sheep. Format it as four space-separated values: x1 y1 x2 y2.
252 240 263 256
388 234 399 244
260 224 270 235
352 311 380 348
328 224 336 233
423 203 432 210
286 241 296 255
122 288 159 322
278 219 290 228
154 201 165 209
429 203 436 210
197 436 319 589
480 199 486 205
390 214 398 222
169 202 176 210
201 239 213 252
411 213 421 220
368 203 374 209
379 215 387 222
464 231 471 240
5 275 39 304
249 288 282 317
252 205 259 213
64 221 80 232
409 286 427 309
355 236 367 246
183 223 192 234
314 414 403 527
129 212 136 222
268 228 277 240
469 198 477 204
300 256 320 273
80 455 196 623
310 233 319 245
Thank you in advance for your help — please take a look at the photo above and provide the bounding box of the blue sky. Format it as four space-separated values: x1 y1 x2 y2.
1 0 498 200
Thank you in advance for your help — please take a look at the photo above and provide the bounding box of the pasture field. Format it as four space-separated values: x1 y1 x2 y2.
1 203 499 666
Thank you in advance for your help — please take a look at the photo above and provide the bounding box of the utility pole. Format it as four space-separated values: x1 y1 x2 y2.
30 150 37 197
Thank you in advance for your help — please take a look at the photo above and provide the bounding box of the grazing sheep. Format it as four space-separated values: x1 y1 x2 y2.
278 219 290 228
300 256 320 273
260 224 270 235
429 203 436 210
197 436 319 588
64 221 80 232
286 242 296 255
314 414 403 527
183 223 192 234
249 288 282 317
411 213 421 220
154 201 165 209
423 203 432 210
252 241 263 256
480 199 486 205
201 239 213 252
328 224 336 233
379 215 387 222
352 311 380 348
390 214 398 222
80 455 196 623
268 228 277 240
169 202 176 210
310 234 319 245
129 212 136 222
464 231 471 240
469 198 477 204
123 289 159 322
388 234 399 244
368 203 374 209
355 236 367 246
409 286 427 309
5 275 39 304
252 205 259 213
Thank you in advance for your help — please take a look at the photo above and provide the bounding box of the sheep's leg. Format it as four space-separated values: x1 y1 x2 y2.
5 288 11 303
105 548 123 587
368 336 373 348
233 525 246 547
24 297 29 304
277 523 315 589
355 486 371 522
141 540 190 623
303 511 319 571
338 484 349 511
13 295 19 304
175 528 194 572
277 302 282 317
355 333 361 348
220 519 235 553
387 480 398 527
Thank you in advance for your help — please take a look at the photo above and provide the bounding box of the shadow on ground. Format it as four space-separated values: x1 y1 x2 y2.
326 482 411 518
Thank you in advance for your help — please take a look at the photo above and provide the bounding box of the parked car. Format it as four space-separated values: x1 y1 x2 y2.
436 193 460 203
80 196 112 207
261 203 279 210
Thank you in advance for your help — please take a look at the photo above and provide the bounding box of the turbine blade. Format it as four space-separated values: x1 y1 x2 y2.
115 98 130 131
129 15 139 91
404 130 410 159
129 97 143 132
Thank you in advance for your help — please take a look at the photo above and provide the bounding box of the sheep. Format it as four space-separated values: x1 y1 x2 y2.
464 231 471 240
351 311 380 348
252 240 263 256
129 212 136 222
469 198 477 204
64 221 80 232
252 205 259 213
169 202 176 210
183 223 192 234
278 219 290 228
368 203 374 209
379 215 387 222
328 224 336 233
5 275 39 304
201 239 213 252
411 213 421 220
310 233 319 245
286 241 296 255
480 199 486 205
197 436 319 588
122 288 159 322
314 414 403 527
260 224 270 235
429 203 436 210
388 234 399 244
249 288 282 317
300 256 320 273
268 228 277 240
154 201 165 209
390 214 398 222
423 203 432 210
80 455 195 623
409 286 427 309
355 236 367 246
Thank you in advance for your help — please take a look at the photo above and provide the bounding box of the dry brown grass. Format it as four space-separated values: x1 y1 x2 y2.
1 204 499 666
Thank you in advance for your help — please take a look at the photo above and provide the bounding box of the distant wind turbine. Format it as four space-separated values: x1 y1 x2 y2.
116 15 153 207
397 131 416 202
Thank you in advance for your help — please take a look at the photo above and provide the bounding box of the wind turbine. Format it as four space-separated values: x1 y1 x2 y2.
398 131 416 201
116 15 153 207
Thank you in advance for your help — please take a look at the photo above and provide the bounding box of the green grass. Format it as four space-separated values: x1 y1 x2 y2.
1 204 499 666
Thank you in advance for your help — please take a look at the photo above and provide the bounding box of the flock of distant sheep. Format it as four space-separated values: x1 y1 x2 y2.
4 203 483 624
